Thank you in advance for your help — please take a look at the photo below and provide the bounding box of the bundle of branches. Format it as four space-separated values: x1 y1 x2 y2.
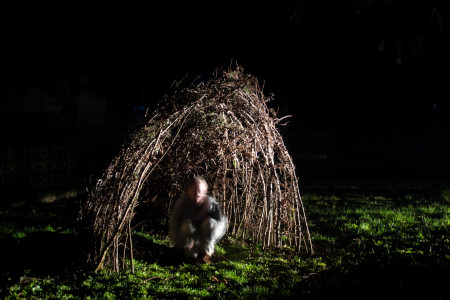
77 66 313 272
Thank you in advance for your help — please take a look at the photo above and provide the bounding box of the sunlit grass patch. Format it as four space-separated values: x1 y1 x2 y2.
133 231 171 247
2 180 450 299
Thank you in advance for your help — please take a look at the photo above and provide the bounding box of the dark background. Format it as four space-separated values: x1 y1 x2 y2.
1 1 449 196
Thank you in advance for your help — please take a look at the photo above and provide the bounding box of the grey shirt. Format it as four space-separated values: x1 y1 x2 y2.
170 195 223 229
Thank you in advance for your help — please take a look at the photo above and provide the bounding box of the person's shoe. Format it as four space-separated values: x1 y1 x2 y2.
199 254 212 264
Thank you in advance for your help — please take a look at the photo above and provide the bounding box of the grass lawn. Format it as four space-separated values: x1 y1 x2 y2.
1 179 449 299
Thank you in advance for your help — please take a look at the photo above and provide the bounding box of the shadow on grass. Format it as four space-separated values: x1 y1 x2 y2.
132 234 185 266
19 231 85 274
132 233 226 267
295 264 450 300
0 196 86 291
0 230 86 294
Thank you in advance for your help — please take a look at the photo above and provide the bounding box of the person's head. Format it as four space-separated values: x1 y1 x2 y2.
187 176 208 205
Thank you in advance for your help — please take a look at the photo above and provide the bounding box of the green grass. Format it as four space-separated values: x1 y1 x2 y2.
1 180 450 299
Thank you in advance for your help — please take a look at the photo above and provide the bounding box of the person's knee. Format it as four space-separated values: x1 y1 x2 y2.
203 217 227 242
172 219 195 247
200 218 215 233
199 217 227 249
180 219 195 233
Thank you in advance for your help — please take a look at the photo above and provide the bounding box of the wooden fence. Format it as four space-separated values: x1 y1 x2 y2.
1 144 74 190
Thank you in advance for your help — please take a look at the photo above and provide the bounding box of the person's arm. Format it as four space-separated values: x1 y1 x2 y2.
207 196 223 221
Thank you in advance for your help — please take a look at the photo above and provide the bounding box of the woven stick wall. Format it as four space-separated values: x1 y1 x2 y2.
77 67 313 272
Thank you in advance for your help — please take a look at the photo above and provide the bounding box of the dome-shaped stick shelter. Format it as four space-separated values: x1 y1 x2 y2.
77 66 313 272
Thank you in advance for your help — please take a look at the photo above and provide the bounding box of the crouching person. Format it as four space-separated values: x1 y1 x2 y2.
169 176 228 264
